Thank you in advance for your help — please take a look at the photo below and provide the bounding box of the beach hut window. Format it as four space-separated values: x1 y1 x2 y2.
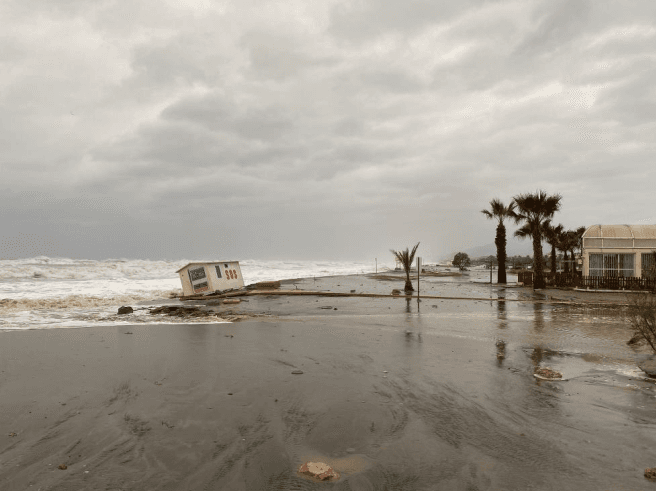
215 265 222 278
188 266 209 293
189 267 206 281
589 253 634 277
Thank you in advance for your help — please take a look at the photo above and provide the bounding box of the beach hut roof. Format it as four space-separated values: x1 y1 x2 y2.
583 224 656 240
176 261 240 273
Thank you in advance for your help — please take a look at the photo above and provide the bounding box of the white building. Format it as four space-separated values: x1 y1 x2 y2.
582 225 656 278
176 261 244 296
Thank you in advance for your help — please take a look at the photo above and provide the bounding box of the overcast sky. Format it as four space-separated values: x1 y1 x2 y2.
1 0 655 261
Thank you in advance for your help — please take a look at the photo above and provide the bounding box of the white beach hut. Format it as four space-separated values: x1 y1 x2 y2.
176 261 244 296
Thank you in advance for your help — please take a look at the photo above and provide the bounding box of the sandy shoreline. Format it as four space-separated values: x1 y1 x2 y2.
1 274 655 490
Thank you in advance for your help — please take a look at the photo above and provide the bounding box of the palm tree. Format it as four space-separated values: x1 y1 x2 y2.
390 242 420 293
513 191 562 289
481 199 516 284
556 229 571 274
515 222 549 272
544 221 564 275
572 226 586 274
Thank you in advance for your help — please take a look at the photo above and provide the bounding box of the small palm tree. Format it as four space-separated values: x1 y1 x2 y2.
390 242 420 293
544 221 564 275
556 229 570 273
481 199 516 284
513 190 562 289
571 226 586 274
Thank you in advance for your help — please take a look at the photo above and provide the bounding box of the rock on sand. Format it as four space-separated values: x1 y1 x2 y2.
298 462 340 481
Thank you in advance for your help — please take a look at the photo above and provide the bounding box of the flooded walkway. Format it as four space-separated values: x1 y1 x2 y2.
1 273 655 490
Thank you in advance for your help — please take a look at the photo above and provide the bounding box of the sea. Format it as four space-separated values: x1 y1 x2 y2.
0 257 382 330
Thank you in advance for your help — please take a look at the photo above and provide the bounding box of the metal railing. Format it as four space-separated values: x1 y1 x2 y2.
518 272 656 291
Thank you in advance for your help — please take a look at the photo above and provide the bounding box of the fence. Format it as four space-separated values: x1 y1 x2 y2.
517 272 656 291
579 275 656 291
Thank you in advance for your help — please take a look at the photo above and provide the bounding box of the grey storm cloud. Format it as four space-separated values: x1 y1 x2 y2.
1 0 656 260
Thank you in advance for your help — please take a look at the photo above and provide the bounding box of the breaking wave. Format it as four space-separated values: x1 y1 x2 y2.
0 291 178 312
0 256 379 329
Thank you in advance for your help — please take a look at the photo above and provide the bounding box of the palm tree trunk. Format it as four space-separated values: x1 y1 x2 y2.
404 270 414 292
532 229 546 289
563 251 570 274
550 245 557 276
571 249 577 274
495 223 507 284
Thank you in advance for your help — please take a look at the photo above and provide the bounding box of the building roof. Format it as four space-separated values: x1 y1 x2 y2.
583 224 656 239
176 261 240 273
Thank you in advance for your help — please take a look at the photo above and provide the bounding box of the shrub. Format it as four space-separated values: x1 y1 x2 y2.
627 293 656 352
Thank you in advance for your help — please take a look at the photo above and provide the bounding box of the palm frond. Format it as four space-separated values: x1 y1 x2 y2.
390 242 420 272
481 199 515 224
514 223 532 239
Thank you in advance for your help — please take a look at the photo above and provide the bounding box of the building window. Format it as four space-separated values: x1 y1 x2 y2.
189 267 206 281
642 252 656 278
215 265 222 278
188 266 209 293
589 253 635 277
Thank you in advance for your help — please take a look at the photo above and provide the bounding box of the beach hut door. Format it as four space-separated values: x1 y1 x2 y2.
188 266 209 293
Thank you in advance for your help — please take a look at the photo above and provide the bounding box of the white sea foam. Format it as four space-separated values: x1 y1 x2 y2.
0 256 381 330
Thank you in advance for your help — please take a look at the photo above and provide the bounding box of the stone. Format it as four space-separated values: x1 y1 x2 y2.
645 468 656 480
117 306 133 315
222 299 241 304
627 333 643 345
534 367 563 380
638 355 656 378
298 461 340 481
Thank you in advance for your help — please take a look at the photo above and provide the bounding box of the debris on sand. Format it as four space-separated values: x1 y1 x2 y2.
391 289 401 295
627 333 643 345
247 280 281 289
298 461 340 481
291 370 304 375
533 367 563 380
638 355 656 378
645 468 656 480
58 464 68 470
117 306 133 315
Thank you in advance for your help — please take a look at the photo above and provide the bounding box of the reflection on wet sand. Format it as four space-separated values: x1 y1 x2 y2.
2 279 656 490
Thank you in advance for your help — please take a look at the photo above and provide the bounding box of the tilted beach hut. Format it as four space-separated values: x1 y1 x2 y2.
176 261 244 296
582 224 656 278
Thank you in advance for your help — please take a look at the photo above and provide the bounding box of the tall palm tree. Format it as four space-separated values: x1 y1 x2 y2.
390 242 420 293
481 199 516 284
513 190 562 289
544 221 564 275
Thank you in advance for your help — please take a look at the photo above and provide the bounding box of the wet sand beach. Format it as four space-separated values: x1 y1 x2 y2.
2 274 656 490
